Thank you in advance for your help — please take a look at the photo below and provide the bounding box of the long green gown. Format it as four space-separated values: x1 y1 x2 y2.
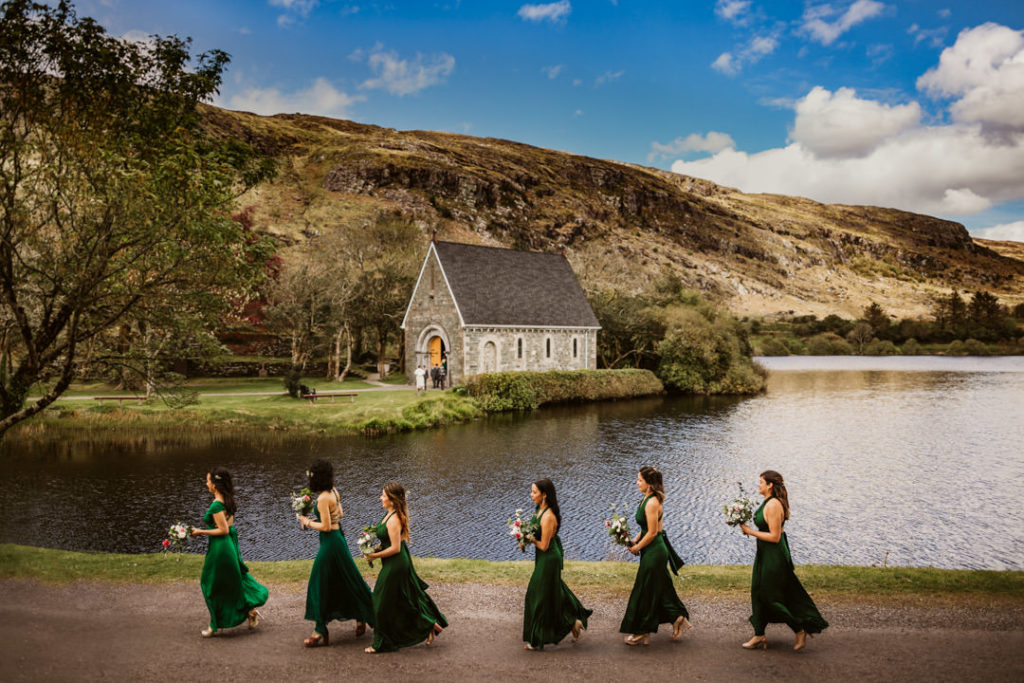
619 494 688 634
370 512 448 652
304 493 375 635
749 497 829 636
522 507 593 649
199 500 268 631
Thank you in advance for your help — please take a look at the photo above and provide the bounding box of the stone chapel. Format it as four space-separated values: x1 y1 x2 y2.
401 239 600 385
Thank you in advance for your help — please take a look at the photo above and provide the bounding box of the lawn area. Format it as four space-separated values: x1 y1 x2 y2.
26 388 482 436
2 544 1021 604
29 375 376 398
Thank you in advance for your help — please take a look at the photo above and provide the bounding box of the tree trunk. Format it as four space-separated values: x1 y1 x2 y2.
334 321 352 383
376 327 388 379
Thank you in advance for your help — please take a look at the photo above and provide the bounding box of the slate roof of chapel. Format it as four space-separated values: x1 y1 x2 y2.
433 241 600 328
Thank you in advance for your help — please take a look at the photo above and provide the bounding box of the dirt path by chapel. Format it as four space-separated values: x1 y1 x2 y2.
2 579 1022 682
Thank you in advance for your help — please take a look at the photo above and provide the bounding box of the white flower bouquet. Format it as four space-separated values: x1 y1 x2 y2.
604 504 633 547
162 521 193 558
723 482 757 527
358 525 380 567
507 508 540 552
291 487 317 520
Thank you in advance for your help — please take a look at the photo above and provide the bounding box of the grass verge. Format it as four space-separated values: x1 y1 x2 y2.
20 390 483 437
2 545 1021 604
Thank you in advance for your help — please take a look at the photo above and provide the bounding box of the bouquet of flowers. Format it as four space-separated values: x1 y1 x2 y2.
507 508 540 552
358 525 380 567
723 482 757 527
162 521 193 559
291 487 317 520
604 504 633 547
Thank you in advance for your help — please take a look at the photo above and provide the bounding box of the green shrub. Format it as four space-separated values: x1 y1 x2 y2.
656 314 767 395
465 369 663 411
807 333 852 355
902 338 922 355
783 337 807 355
863 339 897 356
758 338 790 356
963 339 990 356
946 339 967 356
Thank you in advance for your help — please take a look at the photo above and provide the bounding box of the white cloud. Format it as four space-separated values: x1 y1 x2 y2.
866 43 894 66
715 0 751 26
917 23 1024 132
790 86 921 157
595 69 624 86
649 132 736 161
907 23 948 48
517 1 571 23
938 8 952 19
971 220 1024 242
119 29 152 45
668 23 1024 219
542 64 564 79
358 47 456 96
270 0 318 26
572 78 583 86
223 77 365 117
712 52 737 75
270 0 318 15
711 33 778 75
800 0 886 46
574 109 583 117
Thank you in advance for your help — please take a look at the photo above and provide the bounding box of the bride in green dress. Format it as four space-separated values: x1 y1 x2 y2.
619 466 691 645
522 478 592 650
362 482 447 653
297 459 374 647
737 470 829 651
190 467 268 638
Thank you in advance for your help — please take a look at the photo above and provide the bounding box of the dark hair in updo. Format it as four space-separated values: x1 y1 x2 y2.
307 459 334 493
533 478 562 529
639 466 665 503
208 466 237 517
760 470 790 520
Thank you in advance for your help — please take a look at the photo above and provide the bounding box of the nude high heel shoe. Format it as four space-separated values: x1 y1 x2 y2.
794 630 809 651
742 635 767 650
672 616 692 640
624 634 650 646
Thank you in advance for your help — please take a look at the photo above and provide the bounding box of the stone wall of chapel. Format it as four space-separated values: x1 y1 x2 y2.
404 252 463 383
462 328 598 378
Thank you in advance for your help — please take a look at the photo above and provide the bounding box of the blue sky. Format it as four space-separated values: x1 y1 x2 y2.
82 1 1024 240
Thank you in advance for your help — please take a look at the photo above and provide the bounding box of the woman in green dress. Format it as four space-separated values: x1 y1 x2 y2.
190 467 268 638
522 478 592 650
362 482 447 653
619 466 691 645
297 459 374 647
738 470 828 651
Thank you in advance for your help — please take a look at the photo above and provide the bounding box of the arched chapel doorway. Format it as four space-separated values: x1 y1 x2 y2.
429 336 445 368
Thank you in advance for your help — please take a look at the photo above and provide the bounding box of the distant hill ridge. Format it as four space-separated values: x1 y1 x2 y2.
202 105 1024 318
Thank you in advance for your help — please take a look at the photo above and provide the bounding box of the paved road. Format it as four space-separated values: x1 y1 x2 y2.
2 579 1022 682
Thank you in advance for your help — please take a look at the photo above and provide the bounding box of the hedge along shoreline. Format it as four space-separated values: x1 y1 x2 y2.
463 368 664 411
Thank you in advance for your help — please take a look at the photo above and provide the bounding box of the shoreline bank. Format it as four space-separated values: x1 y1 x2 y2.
2 544 1021 604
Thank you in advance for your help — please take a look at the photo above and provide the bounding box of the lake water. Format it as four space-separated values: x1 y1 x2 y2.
2 356 1023 570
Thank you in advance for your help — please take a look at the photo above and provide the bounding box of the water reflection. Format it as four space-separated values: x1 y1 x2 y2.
2 357 1023 570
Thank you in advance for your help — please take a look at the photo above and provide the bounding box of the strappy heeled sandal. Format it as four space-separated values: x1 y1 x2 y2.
672 616 692 640
247 609 263 630
624 634 650 646
304 631 329 647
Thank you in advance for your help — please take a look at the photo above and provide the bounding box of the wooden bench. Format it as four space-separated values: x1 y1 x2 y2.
301 392 357 404
94 395 145 406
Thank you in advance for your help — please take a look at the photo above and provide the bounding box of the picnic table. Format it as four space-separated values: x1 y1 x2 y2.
93 395 145 406
301 391 357 404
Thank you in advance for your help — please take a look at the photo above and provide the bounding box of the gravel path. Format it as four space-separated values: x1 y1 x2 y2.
2 579 1022 682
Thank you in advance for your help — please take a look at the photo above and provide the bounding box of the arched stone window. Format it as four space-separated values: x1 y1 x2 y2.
517 337 523 360
545 337 552 359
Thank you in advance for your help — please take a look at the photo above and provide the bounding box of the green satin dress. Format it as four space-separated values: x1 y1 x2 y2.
619 494 689 634
304 491 375 635
522 507 593 649
370 512 448 652
199 500 268 631
749 497 829 636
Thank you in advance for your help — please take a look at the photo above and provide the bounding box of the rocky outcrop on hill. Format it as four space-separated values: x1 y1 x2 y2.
202 105 1024 318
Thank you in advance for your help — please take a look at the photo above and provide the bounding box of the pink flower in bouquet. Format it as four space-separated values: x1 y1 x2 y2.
515 532 522 539
605 520 611 527
162 539 170 549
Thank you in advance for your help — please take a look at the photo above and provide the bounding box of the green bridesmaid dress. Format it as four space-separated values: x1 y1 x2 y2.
522 507 593 649
199 500 268 631
619 494 688 634
370 512 448 652
749 497 828 636
304 491 375 635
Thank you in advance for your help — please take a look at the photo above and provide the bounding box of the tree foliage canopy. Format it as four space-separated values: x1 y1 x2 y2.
0 0 273 436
